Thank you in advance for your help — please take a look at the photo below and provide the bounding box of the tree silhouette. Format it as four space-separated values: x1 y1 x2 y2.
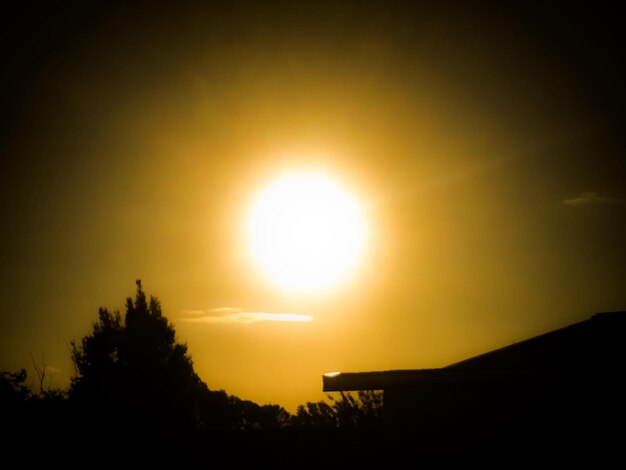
70 280 203 436
4 281 386 465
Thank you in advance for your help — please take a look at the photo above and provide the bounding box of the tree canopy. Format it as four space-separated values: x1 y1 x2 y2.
70 280 202 432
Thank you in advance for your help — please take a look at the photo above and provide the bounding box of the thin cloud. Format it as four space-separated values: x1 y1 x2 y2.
180 307 312 324
208 307 241 313
563 191 622 207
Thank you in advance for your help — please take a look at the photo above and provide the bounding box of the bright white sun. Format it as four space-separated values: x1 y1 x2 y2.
246 172 367 294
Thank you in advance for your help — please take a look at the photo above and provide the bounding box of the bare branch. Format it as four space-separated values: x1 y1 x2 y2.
29 350 47 396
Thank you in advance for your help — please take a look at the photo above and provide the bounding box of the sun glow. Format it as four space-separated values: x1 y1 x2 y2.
247 171 367 294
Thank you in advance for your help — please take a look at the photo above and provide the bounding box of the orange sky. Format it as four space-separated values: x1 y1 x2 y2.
1 2 625 411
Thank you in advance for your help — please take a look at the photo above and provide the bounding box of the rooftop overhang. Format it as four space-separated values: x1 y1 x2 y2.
322 368 562 392
323 370 437 392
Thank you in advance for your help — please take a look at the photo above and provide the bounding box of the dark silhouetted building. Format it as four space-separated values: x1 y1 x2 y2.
323 312 626 464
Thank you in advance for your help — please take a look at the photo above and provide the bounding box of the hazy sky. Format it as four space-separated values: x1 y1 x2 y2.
2 1 625 411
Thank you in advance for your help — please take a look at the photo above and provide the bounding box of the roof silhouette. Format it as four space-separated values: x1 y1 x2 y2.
323 311 626 391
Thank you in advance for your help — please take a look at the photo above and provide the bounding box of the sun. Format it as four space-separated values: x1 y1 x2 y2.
246 171 367 294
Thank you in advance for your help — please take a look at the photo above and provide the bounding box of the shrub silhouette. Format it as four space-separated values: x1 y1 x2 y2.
0 369 30 405
292 390 383 429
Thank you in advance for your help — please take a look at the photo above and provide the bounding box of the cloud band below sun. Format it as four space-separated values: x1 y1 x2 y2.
563 191 622 207
179 307 313 324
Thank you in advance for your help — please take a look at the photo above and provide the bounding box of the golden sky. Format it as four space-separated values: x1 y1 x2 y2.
1 2 625 411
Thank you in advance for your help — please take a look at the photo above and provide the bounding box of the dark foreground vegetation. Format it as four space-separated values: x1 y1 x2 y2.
1 281 383 466
4 282 626 466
